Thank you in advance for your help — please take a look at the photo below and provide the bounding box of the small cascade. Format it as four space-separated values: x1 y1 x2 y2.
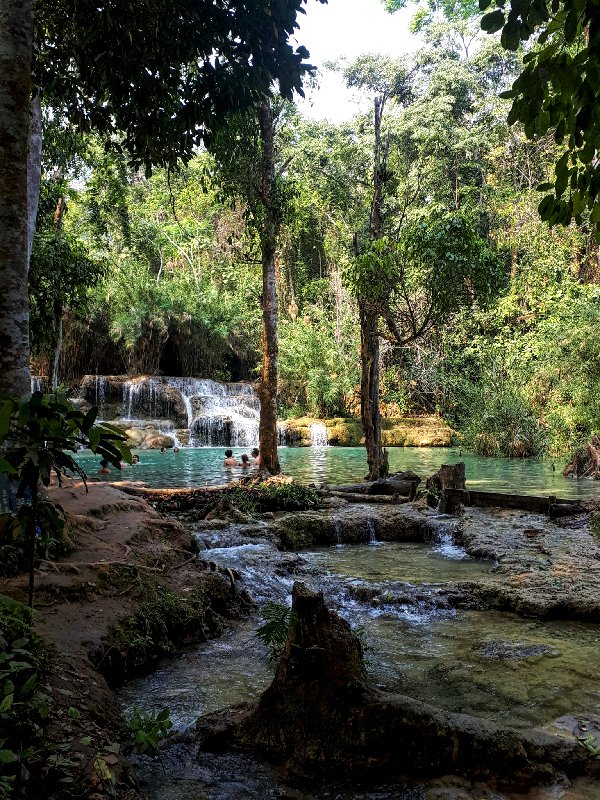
309 422 329 447
366 518 377 544
94 376 108 417
423 516 467 560
333 518 343 546
30 376 45 393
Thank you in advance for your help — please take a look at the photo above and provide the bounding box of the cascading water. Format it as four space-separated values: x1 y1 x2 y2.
80 376 337 448
367 517 377 544
30 376 45 393
309 422 329 447
175 378 260 447
94 376 107 417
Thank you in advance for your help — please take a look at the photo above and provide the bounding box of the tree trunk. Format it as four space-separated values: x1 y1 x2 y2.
358 93 389 480
257 100 280 475
50 314 63 389
360 299 387 480
0 0 34 396
27 91 42 265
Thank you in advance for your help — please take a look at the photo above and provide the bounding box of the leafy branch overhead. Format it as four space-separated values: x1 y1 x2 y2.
480 0 600 235
36 0 327 174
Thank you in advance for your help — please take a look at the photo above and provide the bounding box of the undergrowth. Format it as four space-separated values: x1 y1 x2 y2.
256 602 296 660
0 595 51 799
229 482 321 514
97 580 216 680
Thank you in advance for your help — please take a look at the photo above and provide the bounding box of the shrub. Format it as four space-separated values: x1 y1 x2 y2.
229 482 321 513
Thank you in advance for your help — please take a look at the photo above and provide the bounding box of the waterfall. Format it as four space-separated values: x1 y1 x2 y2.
95 376 107 417
310 422 329 447
30 376 45 393
167 378 260 447
277 422 288 446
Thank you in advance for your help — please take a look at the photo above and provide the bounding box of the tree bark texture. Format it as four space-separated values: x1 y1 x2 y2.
27 91 42 264
359 299 387 480
257 101 280 475
0 0 33 396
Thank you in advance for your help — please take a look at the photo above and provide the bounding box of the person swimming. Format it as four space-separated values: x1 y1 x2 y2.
250 447 260 465
238 453 250 468
98 459 110 475
223 449 237 466
132 454 140 464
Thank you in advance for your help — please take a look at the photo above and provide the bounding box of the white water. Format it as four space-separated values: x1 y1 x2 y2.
309 422 329 447
165 378 259 447
117 376 260 447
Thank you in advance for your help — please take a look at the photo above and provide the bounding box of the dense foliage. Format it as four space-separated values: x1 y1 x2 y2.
28 6 600 459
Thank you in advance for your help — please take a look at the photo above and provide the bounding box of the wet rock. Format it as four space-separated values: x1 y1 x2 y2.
271 505 446 550
478 641 561 660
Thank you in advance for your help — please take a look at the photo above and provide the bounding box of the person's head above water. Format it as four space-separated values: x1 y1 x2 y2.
224 449 233 458
251 448 259 458
240 454 249 463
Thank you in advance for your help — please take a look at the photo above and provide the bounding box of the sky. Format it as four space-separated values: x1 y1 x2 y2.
293 0 421 122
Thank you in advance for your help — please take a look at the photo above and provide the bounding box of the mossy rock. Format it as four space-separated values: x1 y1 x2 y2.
325 418 363 446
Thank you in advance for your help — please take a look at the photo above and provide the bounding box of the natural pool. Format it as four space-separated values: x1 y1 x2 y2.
79 445 600 499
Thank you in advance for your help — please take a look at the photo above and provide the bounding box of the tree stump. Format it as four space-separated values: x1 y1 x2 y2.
563 435 600 479
426 462 466 513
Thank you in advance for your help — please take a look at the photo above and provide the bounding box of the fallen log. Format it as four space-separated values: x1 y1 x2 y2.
324 491 408 504
327 471 420 499
443 488 591 517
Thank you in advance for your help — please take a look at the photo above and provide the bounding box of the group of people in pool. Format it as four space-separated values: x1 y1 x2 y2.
98 446 260 474
223 448 260 469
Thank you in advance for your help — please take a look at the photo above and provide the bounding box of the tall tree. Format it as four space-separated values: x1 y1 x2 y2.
383 0 600 237
0 0 34 396
209 100 296 474
343 55 414 479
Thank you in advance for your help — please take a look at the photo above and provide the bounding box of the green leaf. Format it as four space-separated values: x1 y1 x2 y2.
481 9 505 32
0 749 18 764
501 20 521 50
0 694 13 713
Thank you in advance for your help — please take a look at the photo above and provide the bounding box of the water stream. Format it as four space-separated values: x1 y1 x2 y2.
120 520 600 800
